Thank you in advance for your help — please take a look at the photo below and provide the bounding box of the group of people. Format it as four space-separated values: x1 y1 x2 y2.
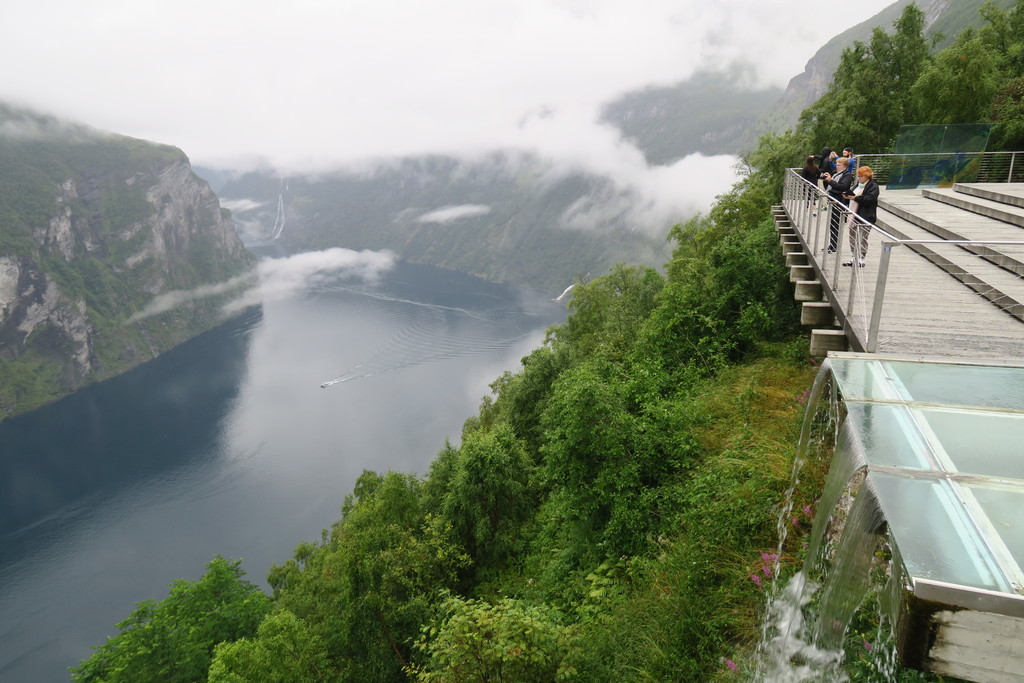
800 146 879 267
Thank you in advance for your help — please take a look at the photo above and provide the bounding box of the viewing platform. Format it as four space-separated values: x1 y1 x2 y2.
774 152 1024 682
778 172 1024 360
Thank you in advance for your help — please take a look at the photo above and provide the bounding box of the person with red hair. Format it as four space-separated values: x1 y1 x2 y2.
843 165 879 267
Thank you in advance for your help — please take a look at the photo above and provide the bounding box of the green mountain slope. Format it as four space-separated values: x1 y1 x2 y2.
599 70 783 164
0 103 256 419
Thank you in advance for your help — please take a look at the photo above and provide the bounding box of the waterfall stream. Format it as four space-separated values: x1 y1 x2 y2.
754 360 902 681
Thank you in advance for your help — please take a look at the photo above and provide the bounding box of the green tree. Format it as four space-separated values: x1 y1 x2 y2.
476 344 570 459
634 213 794 388
410 595 578 682
980 0 1024 75
552 264 664 363
440 423 537 572
539 358 690 556
208 610 334 682
71 557 271 683
799 4 930 152
267 471 469 681
910 29 1001 123
988 77 1024 150
980 0 1024 149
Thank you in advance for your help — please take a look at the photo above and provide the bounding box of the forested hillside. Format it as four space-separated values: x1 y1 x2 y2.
0 104 256 419
74 2 1024 681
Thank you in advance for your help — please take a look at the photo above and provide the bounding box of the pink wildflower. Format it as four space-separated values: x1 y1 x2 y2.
726 659 738 672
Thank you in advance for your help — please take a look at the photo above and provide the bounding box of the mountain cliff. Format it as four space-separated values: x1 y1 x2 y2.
0 103 256 419
599 70 783 165
214 153 672 295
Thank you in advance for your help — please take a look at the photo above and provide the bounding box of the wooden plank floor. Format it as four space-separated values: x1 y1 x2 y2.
791 183 1024 361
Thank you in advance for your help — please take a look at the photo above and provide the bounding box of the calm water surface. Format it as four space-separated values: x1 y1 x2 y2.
0 257 566 681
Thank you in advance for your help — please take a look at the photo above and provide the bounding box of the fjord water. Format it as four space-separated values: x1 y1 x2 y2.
0 258 566 682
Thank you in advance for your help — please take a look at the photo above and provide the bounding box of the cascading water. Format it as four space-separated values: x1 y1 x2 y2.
270 178 288 240
754 360 902 681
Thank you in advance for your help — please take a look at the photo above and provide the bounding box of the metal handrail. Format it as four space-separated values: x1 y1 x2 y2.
854 151 1024 184
782 168 1024 353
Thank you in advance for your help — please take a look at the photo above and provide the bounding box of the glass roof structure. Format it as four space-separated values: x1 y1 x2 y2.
827 353 1024 616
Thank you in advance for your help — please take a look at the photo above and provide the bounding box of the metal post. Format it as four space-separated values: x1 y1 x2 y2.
830 204 845 287
847 220 858 311
867 242 896 353
800 180 808 238
1010 152 1017 183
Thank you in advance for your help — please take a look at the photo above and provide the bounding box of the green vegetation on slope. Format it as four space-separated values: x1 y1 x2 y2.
74 168 815 681
751 0 1016 140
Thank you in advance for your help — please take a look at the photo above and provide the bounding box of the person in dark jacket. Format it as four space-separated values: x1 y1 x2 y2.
844 165 879 266
819 147 836 175
822 156 854 252
801 155 820 184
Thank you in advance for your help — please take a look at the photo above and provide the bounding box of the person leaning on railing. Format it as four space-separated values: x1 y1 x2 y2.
842 165 879 267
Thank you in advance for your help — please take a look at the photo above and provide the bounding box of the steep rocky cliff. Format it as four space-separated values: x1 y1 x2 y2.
0 103 256 419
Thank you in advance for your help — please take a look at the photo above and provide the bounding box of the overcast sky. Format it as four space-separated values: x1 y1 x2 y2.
1 0 896 218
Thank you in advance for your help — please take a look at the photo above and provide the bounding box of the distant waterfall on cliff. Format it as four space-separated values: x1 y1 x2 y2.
270 179 287 240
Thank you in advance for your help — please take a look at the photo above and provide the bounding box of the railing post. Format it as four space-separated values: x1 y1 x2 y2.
867 242 896 353
1010 152 1017 183
803 178 813 235
847 221 859 311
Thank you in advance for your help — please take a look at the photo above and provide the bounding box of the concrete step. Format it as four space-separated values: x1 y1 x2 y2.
794 280 822 301
790 264 815 282
953 183 1024 210
810 329 848 356
801 301 835 326
785 252 808 267
879 193 1024 277
922 187 1024 229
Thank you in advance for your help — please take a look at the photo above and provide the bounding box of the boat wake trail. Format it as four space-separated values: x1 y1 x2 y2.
319 305 530 389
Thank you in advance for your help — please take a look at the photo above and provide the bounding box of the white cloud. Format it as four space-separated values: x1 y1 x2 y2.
1 0 895 230
255 248 396 300
416 205 492 224
127 248 396 321
1 0 894 170
219 199 265 214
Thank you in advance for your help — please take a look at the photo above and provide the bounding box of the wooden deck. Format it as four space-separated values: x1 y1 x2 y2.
779 181 1024 361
